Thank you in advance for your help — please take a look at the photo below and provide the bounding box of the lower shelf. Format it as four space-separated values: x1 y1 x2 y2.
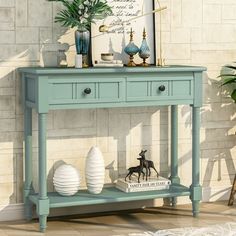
29 184 190 208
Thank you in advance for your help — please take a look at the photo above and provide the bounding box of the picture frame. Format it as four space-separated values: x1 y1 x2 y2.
91 0 156 66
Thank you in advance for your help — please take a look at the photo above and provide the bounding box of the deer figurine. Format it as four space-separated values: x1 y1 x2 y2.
139 150 159 178
125 157 145 183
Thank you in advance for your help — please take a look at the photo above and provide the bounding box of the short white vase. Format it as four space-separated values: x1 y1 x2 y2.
53 164 80 196
85 146 105 194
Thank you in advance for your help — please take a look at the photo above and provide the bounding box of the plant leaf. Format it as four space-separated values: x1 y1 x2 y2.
51 0 112 29
218 74 236 78
231 89 236 103
224 65 236 70
221 77 236 86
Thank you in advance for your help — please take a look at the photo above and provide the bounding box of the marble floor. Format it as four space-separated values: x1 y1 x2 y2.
0 201 235 236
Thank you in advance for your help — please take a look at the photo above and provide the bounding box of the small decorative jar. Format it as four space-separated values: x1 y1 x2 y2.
57 49 67 67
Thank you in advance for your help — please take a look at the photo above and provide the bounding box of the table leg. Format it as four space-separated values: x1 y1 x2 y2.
37 113 49 232
170 105 180 207
191 106 202 217
24 106 33 220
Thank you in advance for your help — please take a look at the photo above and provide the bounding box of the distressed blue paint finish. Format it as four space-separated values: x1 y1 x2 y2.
22 74 34 221
190 106 202 217
170 105 180 207
38 113 49 232
24 106 33 220
19 66 206 74
20 66 206 231
19 67 205 113
29 185 190 208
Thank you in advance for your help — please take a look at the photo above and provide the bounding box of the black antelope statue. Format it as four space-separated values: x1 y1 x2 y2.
125 150 159 183
125 157 145 183
139 150 159 178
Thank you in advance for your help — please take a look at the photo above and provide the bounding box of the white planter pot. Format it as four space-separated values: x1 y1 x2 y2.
85 146 105 194
53 164 80 196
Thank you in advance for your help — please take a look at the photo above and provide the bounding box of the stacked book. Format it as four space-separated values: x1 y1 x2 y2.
93 60 123 67
116 176 171 193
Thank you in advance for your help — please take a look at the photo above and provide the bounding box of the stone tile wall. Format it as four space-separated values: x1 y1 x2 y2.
0 0 235 211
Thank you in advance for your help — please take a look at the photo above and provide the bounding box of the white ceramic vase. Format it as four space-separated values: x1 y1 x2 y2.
85 146 105 194
53 164 80 196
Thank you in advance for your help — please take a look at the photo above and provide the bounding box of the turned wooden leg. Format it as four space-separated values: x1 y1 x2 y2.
190 107 202 217
170 105 180 207
37 113 49 232
24 106 33 220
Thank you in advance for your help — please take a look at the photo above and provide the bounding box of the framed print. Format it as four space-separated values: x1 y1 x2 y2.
91 0 156 65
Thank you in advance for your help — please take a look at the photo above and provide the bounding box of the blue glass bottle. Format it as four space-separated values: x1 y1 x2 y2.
139 28 150 67
124 28 139 67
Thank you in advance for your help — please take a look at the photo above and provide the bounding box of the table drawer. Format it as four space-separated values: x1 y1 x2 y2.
127 80 170 101
172 80 193 98
49 79 125 104
127 78 193 101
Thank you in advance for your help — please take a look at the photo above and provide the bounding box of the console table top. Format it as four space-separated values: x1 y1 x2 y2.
19 65 207 75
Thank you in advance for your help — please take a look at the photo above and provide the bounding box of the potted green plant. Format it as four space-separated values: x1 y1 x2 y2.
219 65 236 102
48 0 112 67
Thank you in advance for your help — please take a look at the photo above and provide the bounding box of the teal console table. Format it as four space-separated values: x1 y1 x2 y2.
20 66 206 232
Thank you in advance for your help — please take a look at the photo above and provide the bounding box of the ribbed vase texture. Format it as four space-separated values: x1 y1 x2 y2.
53 164 80 196
85 146 105 194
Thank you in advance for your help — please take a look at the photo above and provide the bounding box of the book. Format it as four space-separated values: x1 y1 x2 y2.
93 60 124 67
116 184 170 193
93 63 123 67
117 176 171 188
116 176 171 193
95 60 123 64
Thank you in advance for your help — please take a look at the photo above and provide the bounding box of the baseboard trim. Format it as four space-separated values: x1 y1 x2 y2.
0 186 232 221
202 186 231 202
0 204 24 221
0 200 157 221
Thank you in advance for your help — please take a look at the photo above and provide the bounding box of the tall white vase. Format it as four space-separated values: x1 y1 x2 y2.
85 146 105 194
